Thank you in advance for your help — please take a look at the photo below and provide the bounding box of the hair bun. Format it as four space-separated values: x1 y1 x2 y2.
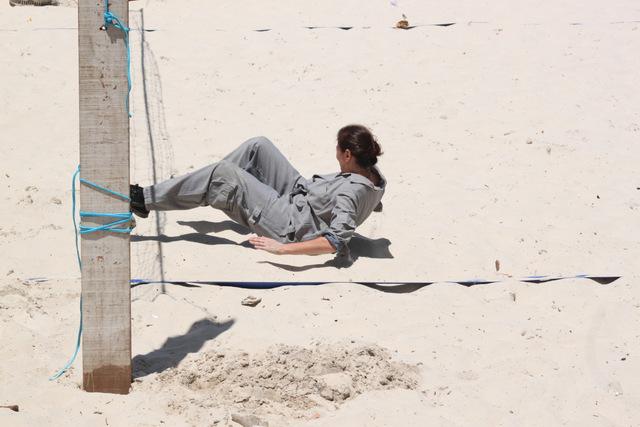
370 139 382 157
337 124 383 168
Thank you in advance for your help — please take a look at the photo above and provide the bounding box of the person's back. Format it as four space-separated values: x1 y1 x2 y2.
292 170 386 252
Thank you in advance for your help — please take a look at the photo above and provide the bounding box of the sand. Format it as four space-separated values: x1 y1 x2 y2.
1 0 640 426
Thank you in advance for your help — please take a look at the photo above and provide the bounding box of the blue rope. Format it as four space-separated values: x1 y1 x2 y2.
50 166 132 380
49 300 83 380
71 166 82 268
103 1 132 117
80 176 130 200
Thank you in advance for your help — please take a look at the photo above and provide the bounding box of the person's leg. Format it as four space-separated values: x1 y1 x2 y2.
143 162 224 211
142 160 291 239
224 136 302 196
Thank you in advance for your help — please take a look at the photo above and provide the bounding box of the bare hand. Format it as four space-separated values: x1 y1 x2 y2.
249 235 284 255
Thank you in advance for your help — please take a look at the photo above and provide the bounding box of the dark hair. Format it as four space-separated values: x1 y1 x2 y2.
337 124 383 168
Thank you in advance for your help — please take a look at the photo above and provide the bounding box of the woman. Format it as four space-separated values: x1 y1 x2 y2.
130 124 385 256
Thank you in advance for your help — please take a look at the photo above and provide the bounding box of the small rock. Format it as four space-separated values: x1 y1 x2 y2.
50 197 62 205
526 138 533 144
395 15 410 30
241 296 262 307
231 413 268 427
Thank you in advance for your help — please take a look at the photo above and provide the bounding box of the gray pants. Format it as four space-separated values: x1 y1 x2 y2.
144 137 302 240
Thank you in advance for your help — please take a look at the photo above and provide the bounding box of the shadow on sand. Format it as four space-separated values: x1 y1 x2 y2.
261 233 393 271
132 318 234 378
177 220 250 235
132 220 392 270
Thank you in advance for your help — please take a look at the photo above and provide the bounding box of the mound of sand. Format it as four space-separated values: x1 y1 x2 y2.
137 343 419 425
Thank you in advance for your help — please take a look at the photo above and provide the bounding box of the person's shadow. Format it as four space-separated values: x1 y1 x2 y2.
259 233 393 271
132 318 234 378
131 220 393 269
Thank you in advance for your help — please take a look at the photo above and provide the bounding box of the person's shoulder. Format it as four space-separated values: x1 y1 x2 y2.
340 180 375 202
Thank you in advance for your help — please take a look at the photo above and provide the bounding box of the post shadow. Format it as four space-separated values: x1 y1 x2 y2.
138 7 177 294
132 318 234 378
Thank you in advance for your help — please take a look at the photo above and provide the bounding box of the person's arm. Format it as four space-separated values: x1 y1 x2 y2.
249 235 335 255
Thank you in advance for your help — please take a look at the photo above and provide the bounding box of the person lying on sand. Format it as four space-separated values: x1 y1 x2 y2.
130 124 385 256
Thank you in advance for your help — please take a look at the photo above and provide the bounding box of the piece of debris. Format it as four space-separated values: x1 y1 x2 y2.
22 277 48 285
1 405 19 412
526 138 533 144
231 413 269 427
10 0 56 5
510 292 516 302
495 260 500 271
396 14 410 29
241 296 262 307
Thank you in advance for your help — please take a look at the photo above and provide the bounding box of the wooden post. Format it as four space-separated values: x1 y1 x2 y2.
79 0 131 394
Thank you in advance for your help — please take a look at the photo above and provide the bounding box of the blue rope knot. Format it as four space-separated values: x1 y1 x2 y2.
74 167 133 238
102 3 132 117
103 11 128 33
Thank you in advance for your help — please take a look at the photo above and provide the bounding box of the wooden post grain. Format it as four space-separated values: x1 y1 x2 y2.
79 0 131 394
